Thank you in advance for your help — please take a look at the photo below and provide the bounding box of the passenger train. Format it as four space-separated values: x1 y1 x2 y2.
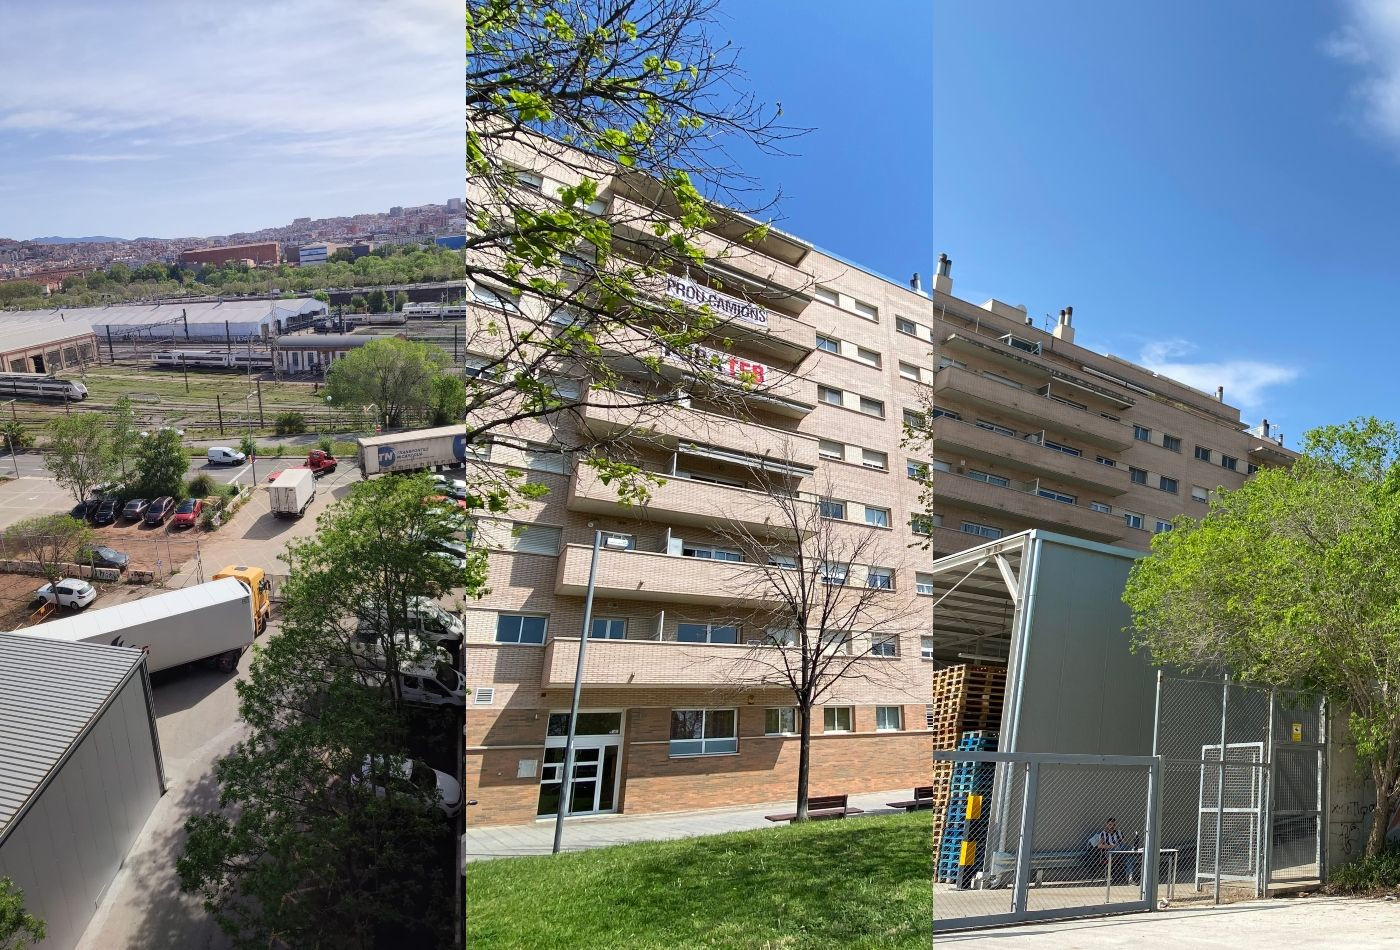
150 350 274 370
0 373 88 401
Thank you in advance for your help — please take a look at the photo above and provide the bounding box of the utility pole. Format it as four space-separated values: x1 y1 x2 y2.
256 378 265 428
181 354 189 394
106 326 115 364
216 394 224 436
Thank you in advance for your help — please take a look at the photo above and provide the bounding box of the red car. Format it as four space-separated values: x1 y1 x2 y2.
171 498 202 528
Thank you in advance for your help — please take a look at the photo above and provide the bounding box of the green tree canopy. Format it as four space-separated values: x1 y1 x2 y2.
43 413 111 502
0 876 45 950
1123 417 1400 856
2 514 93 582
324 338 450 428
365 288 389 313
134 428 189 500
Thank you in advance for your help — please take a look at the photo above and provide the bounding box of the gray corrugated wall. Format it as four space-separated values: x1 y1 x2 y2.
0 675 162 950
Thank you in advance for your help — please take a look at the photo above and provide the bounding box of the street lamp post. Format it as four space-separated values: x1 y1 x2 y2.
244 393 258 486
552 528 628 854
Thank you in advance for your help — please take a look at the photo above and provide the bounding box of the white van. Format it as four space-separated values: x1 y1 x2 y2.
208 446 247 466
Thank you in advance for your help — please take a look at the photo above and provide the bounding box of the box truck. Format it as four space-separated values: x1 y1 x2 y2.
356 425 468 477
17 577 256 674
268 467 316 518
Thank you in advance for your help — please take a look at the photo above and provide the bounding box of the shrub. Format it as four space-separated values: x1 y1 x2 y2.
0 421 30 450
1326 847 1400 894
199 508 218 531
274 412 306 435
317 435 335 455
186 473 216 498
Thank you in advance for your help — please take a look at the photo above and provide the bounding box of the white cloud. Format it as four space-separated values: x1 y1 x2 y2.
54 153 157 163
1325 0 1400 147
1134 339 1298 411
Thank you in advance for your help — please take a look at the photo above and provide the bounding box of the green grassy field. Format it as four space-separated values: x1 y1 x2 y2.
73 364 320 407
465 812 933 950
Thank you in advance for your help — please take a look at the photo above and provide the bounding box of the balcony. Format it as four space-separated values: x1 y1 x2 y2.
580 392 820 466
569 466 816 536
927 472 1123 543
556 544 781 606
924 416 1129 495
932 365 1135 451
541 637 764 688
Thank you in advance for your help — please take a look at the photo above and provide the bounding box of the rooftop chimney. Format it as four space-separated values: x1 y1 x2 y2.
1052 305 1075 344
1216 386 1224 403
910 272 922 292
933 253 953 295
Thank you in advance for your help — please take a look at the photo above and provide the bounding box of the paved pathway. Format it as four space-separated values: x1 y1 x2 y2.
465 788 917 861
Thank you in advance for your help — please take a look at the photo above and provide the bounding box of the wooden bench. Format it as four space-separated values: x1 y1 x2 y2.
886 786 935 811
764 794 865 823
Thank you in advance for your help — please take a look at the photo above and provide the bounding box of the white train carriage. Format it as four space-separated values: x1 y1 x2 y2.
0 373 88 401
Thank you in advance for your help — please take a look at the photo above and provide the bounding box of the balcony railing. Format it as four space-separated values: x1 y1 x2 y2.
932 365 1135 451
923 415 1129 495
926 470 1123 542
541 636 768 688
568 467 818 536
556 543 783 606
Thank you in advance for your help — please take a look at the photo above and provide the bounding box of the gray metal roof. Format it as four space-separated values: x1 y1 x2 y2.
3 298 325 333
272 334 378 349
0 632 147 839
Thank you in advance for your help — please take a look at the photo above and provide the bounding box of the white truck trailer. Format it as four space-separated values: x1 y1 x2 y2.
268 466 316 518
16 577 255 674
356 425 467 477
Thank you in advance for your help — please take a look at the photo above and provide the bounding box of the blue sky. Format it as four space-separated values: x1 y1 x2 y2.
724 0 1400 443
0 1 458 240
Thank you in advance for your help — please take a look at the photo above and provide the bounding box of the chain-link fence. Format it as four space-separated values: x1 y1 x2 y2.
933 748 1160 932
1154 675 1326 903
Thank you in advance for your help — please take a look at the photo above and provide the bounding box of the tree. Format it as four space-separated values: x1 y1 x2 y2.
0 877 44 950
105 261 131 284
0 421 29 452
43 414 111 503
238 434 257 460
312 290 330 303
325 338 450 429
365 288 389 313
0 282 43 306
393 291 408 312
178 476 472 946
1123 417 1400 857
349 294 368 314
428 374 465 426
466 0 807 488
3 514 92 582
712 474 918 820
108 396 140 481
133 428 188 500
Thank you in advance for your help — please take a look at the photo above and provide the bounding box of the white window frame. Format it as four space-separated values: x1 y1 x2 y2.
920 635 934 659
875 706 903 731
813 286 839 306
867 567 894 590
854 346 881 367
916 572 934 596
861 449 887 470
823 706 854 732
1124 511 1145 530
819 498 847 520
669 708 738 757
870 633 899 657
898 361 920 381
815 334 840 354
681 543 742 562
864 506 891 528
765 707 797 736
496 613 548 645
818 439 844 460
818 385 843 406
858 396 885 418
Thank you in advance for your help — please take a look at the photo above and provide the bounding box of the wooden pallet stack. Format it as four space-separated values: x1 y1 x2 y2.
931 664 1008 844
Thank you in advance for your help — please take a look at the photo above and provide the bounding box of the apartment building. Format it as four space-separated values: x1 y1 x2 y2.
463 150 1294 828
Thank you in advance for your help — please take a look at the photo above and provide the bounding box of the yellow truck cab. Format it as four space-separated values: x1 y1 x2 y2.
212 564 273 634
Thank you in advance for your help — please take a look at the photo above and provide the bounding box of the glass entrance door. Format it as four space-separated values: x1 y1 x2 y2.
536 711 623 817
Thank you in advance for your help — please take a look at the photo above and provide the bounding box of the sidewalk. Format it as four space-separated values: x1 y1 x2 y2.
465 788 916 861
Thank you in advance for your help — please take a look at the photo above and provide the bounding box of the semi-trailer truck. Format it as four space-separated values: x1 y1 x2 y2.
211 564 273 634
356 425 467 478
16 576 256 674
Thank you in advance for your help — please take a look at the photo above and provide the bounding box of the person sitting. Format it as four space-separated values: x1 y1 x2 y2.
1086 817 1138 884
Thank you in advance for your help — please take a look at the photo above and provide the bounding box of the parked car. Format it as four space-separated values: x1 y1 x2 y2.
431 538 469 569
122 498 150 521
35 578 97 610
171 498 203 528
80 546 130 571
71 499 100 521
92 497 121 525
207 446 246 466
144 496 176 525
352 755 462 818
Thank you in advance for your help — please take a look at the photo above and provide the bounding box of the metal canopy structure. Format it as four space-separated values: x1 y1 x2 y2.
927 531 1031 666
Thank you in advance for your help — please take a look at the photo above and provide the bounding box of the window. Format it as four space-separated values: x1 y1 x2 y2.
669 709 737 756
1038 488 1077 505
1090 501 1112 514
864 506 891 528
858 396 885 418
821 629 854 654
855 346 881 367
876 706 903 730
962 521 1003 540
1155 520 1174 534
907 459 930 480
853 300 878 320
898 361 920 381
1096 456 1117 467
523 447 568 473
1134 425 1152 442
930 459 952 473
1163 434 1182 452
501 523 564 555
921 636 934 659
764 627 798 646
867 567 894 590
903 409 929 430
1158 476 1178 494
818 439 844 460
814 285 839 306
861 449 888 470
682 543 742 562
513 169 543 192
939 356 968 371
1042 439 1082 457
1129 467 1147 485
590 617 627 639
1221 455 1238 471
823 706 854 732
765 707 797 735
910 514 934 536
819 498 846 520
818 385 843 406
676 623 739 644
968 469 1010 488
976 419 1015 438
768 554 798 570
496 614 547 645
871 634 899 657
816 334 840 354
1194 446 1212 462
896 317 918 336
547 306 584 327
1247 463 1259 475
926 705 935 729
930 406 960 420
1123 511 1144 530
820 562 848 586
916 572 935 596
1191 485 1208 503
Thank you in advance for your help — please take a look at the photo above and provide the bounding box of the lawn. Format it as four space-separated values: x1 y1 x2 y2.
465 811 933 950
